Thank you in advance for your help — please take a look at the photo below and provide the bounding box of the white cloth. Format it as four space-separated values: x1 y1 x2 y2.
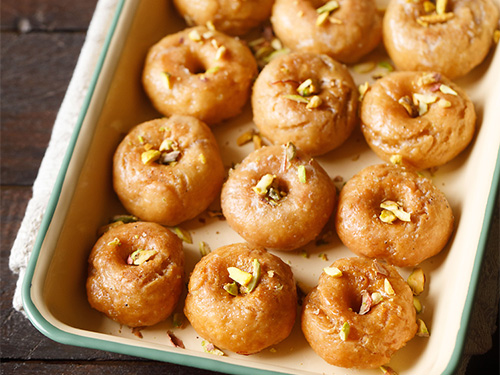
8 0 119 312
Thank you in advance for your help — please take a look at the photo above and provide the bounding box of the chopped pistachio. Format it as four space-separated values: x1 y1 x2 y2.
252 134 263 149
228 266 253 286
236 130 256 146
128 249 157 265
380 209 397 223
324 266 343 277
316 10 330 26
188 29 202 41
380 200 411 222
413 296 423 314
373 260 389 276
339 321 350 341
413 93 438 105
353 61 376 74
384 278 396 295
269 347 277 353
297 78 319 96
358 290 373 315
378 61 394 72
141 149 161 165
306 95 322 109
159 138 177 152
435 0 447 15
199 241 211 257
172 312 186 328
198 153 207 164
202 340 225 355
398 95 419 117
243 259 261 293
271 38 283 50
223 281 239 296
215 45 226 60
418 12 454 25
437 98 452 108
318 253 328 261
317 0 340 14
297 165 307 183
253 173 275 195
137 135 145 144
390 154 403 165
111 214 139 224
204 66 220 75
107 237 121 246
173 227 193 243
407 267 426 295
423 0 436 13
380 365 399 375
439 84 458 96
358 82 370 101
286 142 297 162
162 72 173 89
371 292 383 306
282 94 310 104
494 30 500 44
159 150 181 164
417 72 439 86
416 318 430 337
206 20 215 30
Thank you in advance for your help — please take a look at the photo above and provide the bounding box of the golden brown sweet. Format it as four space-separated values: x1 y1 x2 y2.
271 0 382 64
383 0 499 79
302 257 417 368
221 144 336 251
142 26 257 125
335 163 454 267
173 0 275 36
113 115 225 226
252 52 358 156
360 71 476 170
86 221 185 327
184 243 297 354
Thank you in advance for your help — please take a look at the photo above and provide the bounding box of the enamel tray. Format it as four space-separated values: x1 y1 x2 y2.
22 0 500 374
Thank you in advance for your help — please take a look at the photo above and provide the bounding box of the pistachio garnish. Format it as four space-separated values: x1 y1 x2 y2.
371 292 383 306
398 95 419 118
243 259 261 293
407 267 426 295
228 266 253 286
413 93 438 116
283 94 310 104
297 78 320 96
324 266 343 277
298 165 307 183
253 134 263 149
306 95 322 109
127 249 157 266
494 30 500 44
439 84 458 96
198 153 207 164
435 0 448 15
373 260 389 276
416 318 430 337
417 12 454 26
384 278 396 295
390 154 403 165
111 214 139 224
188 29 202 42
162 72 173 89
215 45 226 60
286 142 297 162
253 173 286 206
316 1 340 26
413 296 423 314
223 281 239 296
353 61 376 74
339 321 350 341
437 98 452 108
380 365 399 375
380 200 411 223
358 290 373 315
358 82 370 101
107 237 121 246
199 241 211 257
202 340 225 355
173 226 193 243
236 129 257 146
137 135 145 144
253 174 276 196
141 149 161 165
423 0 436 13
172 312 186 328
417 72 440 86
380 209 397 223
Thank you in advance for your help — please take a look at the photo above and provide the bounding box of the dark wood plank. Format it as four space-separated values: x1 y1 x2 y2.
1 0 98 32
1 32 86 186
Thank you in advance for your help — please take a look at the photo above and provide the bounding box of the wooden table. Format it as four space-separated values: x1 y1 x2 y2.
1 1 498 374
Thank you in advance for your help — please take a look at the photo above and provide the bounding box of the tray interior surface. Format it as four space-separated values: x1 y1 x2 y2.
26 0 500 374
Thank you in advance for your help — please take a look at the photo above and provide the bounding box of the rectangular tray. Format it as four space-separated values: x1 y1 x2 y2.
22 0 500 374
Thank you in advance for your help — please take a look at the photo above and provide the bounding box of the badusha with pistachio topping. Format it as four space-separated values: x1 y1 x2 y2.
252 51 358 156
221 143 336 251
86 221 185 327
113 115 225 227
142 26 258 125
184 242 297 355
302 256 417 369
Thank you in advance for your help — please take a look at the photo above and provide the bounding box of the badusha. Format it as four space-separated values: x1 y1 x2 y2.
142 26 258 125
113 115 225 226
86 221 185 327
335 163 454 267
302 256 417 368
221 144 336 251
252 52 358 156
184 242 297 355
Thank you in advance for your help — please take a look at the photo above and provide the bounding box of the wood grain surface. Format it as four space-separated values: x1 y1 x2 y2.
1 1 498 374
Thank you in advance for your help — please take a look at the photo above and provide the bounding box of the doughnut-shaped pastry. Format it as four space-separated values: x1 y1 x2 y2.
142 26 258 125
173 0 275 36
271 0 383 64
252 52 358 156
302 257 417 368
383 0 499 79
360 71 476 170
113 115 225 226
221 144 336 251
335 163 454 267
86 221 185 327
184 243 297 354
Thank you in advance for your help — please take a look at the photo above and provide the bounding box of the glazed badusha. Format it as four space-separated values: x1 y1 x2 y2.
113 115 225 226
252 52 358 156
360 71 476 170
221 144 336 251
86 221 184 327
271 0 382 64
142 26 258 125
302 257 417 369
383 0 499 79
184 243 297 355
335 163 454 267
173 0 275 36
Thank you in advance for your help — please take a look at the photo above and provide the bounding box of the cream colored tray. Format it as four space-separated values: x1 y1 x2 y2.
23 0 500 374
